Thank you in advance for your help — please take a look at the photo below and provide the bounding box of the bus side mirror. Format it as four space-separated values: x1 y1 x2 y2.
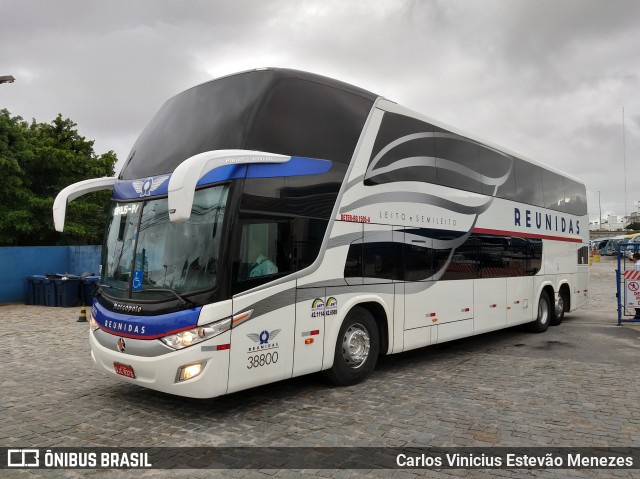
53 177 117 232
167 150 290 223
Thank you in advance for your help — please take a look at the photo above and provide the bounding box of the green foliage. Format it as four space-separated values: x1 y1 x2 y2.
0 109 117 246
626 223 640 231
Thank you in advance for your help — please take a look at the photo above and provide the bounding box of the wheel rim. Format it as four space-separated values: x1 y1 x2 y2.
342 322 371 369
555 295 564 317
538 296 549 324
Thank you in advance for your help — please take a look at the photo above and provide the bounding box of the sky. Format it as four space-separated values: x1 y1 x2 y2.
1 0 640 223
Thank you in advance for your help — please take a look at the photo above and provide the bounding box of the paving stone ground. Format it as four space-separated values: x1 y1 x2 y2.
1 257 639 478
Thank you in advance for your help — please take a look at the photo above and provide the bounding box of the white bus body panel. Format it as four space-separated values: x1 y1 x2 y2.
292 288 326 377
575 265 589 310
227 280 296 395
474 278 507 334
506 277 533 325
403 325 433 352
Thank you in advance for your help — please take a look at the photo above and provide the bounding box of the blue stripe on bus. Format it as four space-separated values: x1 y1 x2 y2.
112 157 332 200
246 156 332 178
92 301 201 339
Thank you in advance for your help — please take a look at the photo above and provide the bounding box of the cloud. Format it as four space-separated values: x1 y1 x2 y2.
1 0 639 219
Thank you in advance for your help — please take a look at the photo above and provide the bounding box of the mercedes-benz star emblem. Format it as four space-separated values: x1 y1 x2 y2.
117 337 126 353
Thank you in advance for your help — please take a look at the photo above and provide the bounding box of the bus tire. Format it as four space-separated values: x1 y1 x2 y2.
527 291 551 333
550 289 566 326
323 306 379 386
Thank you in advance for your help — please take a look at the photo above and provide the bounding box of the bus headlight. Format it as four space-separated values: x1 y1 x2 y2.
160 317 232 350
89 314 100 332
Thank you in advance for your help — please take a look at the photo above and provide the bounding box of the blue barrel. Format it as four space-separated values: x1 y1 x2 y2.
81 276 100 306
29 276 47 305
44 278 57 306
26 276 36 305
54 278 81 307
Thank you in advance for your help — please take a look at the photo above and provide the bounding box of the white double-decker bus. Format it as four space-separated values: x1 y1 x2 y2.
54 68 589 398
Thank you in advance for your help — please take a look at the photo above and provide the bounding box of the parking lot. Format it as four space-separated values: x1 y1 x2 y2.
1 257 639 478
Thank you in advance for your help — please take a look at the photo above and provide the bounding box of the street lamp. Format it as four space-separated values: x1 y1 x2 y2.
0 75 15 85
598 191 602 230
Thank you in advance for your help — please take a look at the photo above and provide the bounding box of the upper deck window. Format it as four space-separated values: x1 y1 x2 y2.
120 70 375 179
367 111 586 216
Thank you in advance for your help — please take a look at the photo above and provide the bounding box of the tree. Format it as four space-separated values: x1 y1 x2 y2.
626 223 640 231
0 109 117 246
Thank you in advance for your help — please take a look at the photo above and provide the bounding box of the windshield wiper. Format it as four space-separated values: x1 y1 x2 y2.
97 283 127 294
133 288 194 307
98 283 193 307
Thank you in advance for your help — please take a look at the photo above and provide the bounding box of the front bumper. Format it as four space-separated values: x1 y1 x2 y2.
89 329 230 399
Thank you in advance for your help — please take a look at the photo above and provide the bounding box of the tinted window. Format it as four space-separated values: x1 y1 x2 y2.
283 164 347 218
542 169 565 211
241 165 347 219
248 79 373 165
422 231 543 280
515 159 544 206
477 236 504 279
369 113 523 199
506 237 531 276
237 220 292 280
443 238 478 280
294 218 329 271
530 240 543 274
363 242 402 281
432 231 468 280
122 72 271 179
478 146 517 200
404 241 433 281
121 70 375 179
564 179 587 215
434 128 483 194
233 216 293 294
344 242 363 279
578 245 589 265
366 113 437 186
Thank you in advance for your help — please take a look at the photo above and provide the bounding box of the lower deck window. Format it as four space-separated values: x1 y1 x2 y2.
344 230 543 281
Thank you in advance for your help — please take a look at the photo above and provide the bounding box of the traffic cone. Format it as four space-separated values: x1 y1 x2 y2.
77 305 87 322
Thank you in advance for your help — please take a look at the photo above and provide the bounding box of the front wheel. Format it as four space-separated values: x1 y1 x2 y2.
527 291 551 333
323 307 379 386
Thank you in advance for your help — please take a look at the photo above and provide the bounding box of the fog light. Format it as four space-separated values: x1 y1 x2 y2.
176 361 206 382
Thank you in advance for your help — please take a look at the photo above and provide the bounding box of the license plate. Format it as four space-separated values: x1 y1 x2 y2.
114 362 136 379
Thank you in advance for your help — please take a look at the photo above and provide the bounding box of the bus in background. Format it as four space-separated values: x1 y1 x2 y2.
53 68 589 398
594 235 627 256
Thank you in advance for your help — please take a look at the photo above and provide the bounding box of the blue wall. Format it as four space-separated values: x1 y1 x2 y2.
0 246 101 304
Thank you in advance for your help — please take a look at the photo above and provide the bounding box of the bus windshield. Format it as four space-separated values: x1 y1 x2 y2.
102 184 230 300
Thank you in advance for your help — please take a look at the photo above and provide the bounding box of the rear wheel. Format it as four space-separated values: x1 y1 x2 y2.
323 307 379 386
550 289 567 326
527 291 551 333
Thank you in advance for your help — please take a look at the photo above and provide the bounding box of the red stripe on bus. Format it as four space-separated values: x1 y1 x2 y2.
471 227 583 243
